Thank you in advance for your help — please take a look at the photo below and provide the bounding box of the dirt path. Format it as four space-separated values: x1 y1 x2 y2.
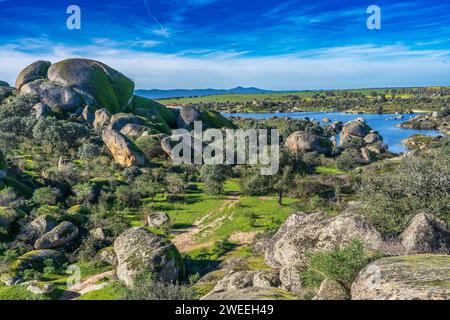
58 270 115 300
172 192 240 253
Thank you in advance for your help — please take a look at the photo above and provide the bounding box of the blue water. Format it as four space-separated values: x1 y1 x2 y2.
222 112 441 154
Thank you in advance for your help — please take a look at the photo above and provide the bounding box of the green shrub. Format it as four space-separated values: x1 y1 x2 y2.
301 239 379 291
358 151 450 236
335 149 361 171
32 187 59 206
123 273 196 300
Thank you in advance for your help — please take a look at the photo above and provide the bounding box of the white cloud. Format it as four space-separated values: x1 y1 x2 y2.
1 44 449 90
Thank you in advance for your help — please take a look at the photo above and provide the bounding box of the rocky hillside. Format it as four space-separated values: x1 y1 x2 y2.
0 59 449 301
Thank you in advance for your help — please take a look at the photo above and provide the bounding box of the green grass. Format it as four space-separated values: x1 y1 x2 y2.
154 179 296 246
315 166 346 175
0 283 50 300
77 282 125 300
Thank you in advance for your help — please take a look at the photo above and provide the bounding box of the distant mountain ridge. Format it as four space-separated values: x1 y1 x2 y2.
134 87 290 100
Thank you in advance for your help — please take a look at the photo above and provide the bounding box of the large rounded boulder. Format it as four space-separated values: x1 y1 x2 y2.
34 221 79 249
399 213 450 254
340 118 371 145
20 79 84 112
47 58 134 113
285 131 332 156
102 129 145 167
114 227 184 287
265 212 384 268
15 60 51 89
351 255 450 300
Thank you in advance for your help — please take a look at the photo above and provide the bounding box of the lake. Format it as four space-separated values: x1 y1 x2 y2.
222 112 441 153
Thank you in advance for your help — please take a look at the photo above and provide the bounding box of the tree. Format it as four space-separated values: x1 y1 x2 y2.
199 165 232 195
32 118 90 154
165 174 185 196
240 149 300 205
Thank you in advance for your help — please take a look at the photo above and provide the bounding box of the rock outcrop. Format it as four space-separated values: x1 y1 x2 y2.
351 255 450 300
108 113 144 131
26 280 55 294
340 118 371 144
21 79 84 112
98 247 118 266
313 279 348 300
1 249 63 285
102 129 145 167
265 212 383 268
278 266 304 293
93 108 111 129
398 109 450 135
17 215 57 244
82 105 95 124
212 270 280 292
34 221 79 249
15 60 51 89
114 227 183 287
32 102 52 119
202 286 297 300
147 212 171 228
177 106 203 129
47 58 134 113
120 124 149 140
400 213 450 254
285 131 332 156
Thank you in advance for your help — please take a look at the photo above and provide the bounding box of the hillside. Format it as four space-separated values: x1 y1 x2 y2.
0 59 449 301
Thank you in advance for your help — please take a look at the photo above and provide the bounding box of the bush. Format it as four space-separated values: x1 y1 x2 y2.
32 187 59 206
335 149 361 171
76 236 104 263
124 273 196 300
358 151 450 236
32 118 90 154
301 239 379 291
77 143 100 161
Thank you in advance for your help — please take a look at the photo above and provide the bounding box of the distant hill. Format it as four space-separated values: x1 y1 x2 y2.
134 87 287 100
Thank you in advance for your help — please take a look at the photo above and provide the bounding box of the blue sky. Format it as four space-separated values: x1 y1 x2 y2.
0 0 449 89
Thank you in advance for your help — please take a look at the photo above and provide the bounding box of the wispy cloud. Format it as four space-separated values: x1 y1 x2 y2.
1 42 449 90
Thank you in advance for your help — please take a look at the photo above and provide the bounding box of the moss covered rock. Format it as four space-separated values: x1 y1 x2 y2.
47 58 134 113
114 227 184 287
34 221 79 249
1 249 63 285
265 212 384 268
351 255 450 300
